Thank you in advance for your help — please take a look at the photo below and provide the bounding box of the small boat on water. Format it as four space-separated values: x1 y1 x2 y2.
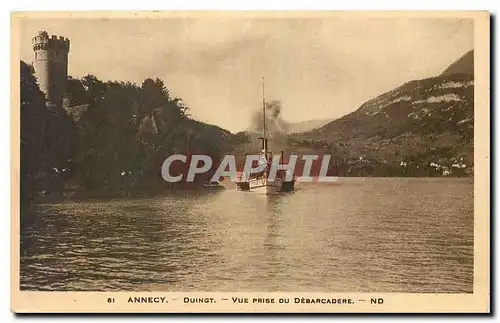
203 181 225 189
236 78 295 195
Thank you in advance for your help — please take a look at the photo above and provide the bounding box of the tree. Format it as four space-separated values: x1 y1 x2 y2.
20 61 74 204
23 71 239 198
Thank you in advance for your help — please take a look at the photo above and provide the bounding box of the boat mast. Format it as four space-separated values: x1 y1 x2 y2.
262 77 267 154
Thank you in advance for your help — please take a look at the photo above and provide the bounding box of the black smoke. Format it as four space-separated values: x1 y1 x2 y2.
250 100 289 153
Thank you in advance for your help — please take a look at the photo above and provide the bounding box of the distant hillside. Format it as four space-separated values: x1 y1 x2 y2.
230 131 262 154
440 50 474 77
245 118 334 135
282 50 475 176
286 118 335 134
302 73 474 160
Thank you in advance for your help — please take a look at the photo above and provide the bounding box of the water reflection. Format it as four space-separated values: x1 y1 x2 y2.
21 178 473 292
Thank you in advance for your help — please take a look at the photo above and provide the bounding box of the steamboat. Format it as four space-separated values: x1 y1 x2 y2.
235 78 295 194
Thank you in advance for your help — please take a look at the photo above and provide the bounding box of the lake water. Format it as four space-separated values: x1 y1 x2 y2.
20 177 474 292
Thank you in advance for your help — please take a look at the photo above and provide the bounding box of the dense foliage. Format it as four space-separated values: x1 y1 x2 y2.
20 61 74 205
20 61 236 203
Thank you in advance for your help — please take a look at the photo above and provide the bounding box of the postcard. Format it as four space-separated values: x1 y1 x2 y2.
11 10 490 313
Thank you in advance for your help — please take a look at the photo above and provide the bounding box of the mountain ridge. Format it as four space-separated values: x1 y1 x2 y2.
440 50 474 77
285 50 474 176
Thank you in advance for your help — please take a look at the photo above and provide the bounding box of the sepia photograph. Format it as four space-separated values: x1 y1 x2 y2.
10 10 490 313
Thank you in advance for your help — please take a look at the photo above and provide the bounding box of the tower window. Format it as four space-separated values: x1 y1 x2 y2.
35 52 37 59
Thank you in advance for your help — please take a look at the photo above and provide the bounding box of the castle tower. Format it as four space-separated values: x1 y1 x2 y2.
32 31 70 109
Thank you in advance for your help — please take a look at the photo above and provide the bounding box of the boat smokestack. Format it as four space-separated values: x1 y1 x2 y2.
259 137 268 152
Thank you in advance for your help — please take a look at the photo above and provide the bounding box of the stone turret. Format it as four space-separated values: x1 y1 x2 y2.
32 31 70 109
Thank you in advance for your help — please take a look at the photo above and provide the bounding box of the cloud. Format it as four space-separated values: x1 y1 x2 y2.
19 16 473 133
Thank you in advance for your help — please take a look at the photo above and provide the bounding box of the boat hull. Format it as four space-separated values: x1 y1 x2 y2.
236 177 294 195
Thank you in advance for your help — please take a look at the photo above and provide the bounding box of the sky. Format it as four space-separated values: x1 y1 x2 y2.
19 14 474 133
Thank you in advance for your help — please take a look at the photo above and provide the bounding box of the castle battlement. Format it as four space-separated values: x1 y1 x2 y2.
32 31 70 52
32 30 70 109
